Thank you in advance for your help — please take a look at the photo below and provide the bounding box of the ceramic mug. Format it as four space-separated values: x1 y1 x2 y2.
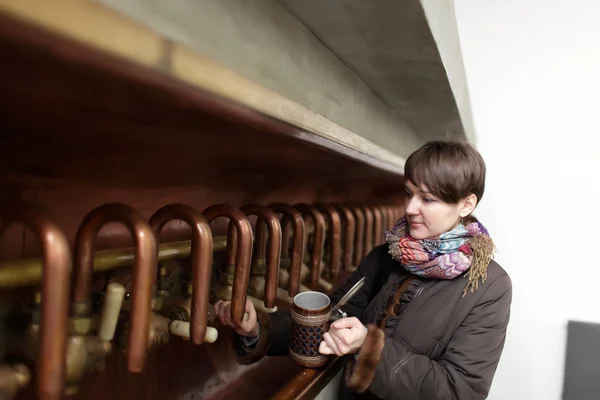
289 291 332 368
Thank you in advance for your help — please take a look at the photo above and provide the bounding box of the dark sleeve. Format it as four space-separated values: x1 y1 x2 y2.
346 274 512 400
329 245 392 322
236 246 391 364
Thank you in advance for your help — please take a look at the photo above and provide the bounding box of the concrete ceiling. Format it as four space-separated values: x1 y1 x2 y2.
279 0 466 143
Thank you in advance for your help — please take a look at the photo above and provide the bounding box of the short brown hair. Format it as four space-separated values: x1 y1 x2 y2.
404 140 486 204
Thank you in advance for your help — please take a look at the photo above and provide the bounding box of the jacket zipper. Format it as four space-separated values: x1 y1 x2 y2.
413 282 426 300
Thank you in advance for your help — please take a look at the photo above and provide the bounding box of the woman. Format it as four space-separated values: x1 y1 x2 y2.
214 140 512 399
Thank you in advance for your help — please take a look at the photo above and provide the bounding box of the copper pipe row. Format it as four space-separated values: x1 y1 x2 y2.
279 203 403 289
0 200 402 400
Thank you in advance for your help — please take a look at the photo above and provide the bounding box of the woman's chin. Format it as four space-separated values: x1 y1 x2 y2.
409 225 429 239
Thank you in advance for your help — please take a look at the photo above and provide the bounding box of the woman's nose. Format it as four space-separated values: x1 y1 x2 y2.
405 197 419 216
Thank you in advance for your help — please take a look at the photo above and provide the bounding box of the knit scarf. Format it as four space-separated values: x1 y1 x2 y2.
384 217 496 295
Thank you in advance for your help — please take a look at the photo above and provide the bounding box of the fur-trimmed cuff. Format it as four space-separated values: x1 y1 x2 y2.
236 311 272 365
345 324 385 393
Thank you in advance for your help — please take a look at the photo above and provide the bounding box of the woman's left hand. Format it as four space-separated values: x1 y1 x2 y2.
319 317 368 356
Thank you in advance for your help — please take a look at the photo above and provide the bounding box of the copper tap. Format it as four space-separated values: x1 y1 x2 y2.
293 204 325 287
314 204 342 281
334 205 355 272
348 206 365 265
269 203 305 297
371 206 384 247
149 204 213 345
202 204 252 327
361 206 375 257
1 202 72 400
72 203 157 373
236 204 281 309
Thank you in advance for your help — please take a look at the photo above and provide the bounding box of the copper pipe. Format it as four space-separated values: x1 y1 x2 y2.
269 203 305 297
314 204 342 281
382 206 394 231
73 203 157 373
378 206 389 234
0 202 72 400
235 204 281 308
389 206 398 226
392 205 404 224
202 204 252 326
253 218 268 261
371 206 384 247
278 219 291 260
334 205 355 272
361 206 374 257
347 206 365 265
294 204 325 287
149 204 213 345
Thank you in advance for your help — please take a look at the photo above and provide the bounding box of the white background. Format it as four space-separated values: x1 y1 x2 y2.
454 0 600 398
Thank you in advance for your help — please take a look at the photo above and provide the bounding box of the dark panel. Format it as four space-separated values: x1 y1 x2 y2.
563 320 600 400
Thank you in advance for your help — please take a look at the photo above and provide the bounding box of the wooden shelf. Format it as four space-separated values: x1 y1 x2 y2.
0 0 406 176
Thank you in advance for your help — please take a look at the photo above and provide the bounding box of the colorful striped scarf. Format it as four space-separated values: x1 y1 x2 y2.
384 217 496 295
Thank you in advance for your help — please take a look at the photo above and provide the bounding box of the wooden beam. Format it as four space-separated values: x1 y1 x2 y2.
0 0 405 173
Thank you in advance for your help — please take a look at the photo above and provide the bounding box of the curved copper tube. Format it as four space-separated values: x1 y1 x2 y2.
294 204 325 287
314 204 342 281
382 206 394 231
277 220 290 260
347 206 365 265
253 219 268 262
361 206 375 257
392 205 404 224
73 203 157 373
387 206 395 227
371 206 384 247
236 204 281 308
378 206 389 234
149 204 213 345
269 203 305 297
0 202 72 400
334 205 355 272
202 204 252 326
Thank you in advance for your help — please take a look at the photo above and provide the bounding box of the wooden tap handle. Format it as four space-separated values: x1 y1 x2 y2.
169 320 219 343
98 282 125 342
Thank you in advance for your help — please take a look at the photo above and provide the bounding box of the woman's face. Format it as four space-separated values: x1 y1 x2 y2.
404 180 476 240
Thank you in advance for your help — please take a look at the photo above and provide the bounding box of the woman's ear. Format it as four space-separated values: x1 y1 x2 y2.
459 194 478 217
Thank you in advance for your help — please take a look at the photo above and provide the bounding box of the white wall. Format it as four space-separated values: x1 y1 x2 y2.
453 1 600 399
420 0 476 144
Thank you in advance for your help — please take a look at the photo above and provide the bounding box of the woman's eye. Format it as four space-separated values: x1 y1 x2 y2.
423 197 434 203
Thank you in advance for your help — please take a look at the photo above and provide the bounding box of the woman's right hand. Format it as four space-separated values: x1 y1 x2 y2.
213 298 259 338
